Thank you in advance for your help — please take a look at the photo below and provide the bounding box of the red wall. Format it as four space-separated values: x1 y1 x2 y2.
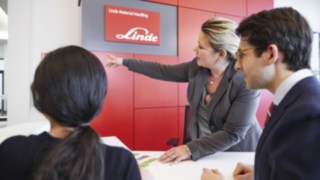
92 0 274 150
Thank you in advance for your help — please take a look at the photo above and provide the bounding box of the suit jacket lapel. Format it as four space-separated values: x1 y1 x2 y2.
189 62 237 138
208 62 236 120
191 69 209 110
188 69 208 139
255 77 316 158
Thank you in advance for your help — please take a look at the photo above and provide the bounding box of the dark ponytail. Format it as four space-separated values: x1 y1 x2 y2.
31 46 107 180
34 127 105 180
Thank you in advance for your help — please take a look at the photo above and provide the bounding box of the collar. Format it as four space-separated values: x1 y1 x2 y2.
273 69 313 106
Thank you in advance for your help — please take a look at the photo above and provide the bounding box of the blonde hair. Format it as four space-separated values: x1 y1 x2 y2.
201 17 239 61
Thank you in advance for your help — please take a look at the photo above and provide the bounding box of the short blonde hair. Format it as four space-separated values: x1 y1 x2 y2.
201 17 239 61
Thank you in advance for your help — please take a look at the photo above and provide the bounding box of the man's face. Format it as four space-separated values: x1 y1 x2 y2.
235 39 273 90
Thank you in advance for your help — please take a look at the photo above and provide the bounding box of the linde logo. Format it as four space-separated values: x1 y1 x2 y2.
116 27 159 43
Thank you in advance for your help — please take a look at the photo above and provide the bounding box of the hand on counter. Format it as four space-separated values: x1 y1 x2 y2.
159 145 191 164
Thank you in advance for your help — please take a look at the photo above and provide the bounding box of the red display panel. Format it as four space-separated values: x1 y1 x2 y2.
216 13 244 24
147 0 178 5
91 52 134 149
178 7 215 62
134 107 179 150
247 0 274 16
179 0 246 17
105 5 160 45
133 54 178 108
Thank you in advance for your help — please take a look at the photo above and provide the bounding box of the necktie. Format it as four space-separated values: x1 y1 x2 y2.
265 103 276 124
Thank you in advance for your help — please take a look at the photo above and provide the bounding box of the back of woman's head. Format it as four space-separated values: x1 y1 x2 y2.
201 17 240 61
32 45 107 126
32 45 107 180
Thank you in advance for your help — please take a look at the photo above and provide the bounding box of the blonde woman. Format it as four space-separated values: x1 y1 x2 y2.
107 17 261 163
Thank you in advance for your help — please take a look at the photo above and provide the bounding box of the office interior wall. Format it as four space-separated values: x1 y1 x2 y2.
6 0 81 125
274 0 320 32
274 0 320 78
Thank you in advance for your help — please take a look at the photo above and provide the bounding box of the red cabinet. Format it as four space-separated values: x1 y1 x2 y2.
132 54 179 150
91 52 135 149
134 107 179 150
133 54 179 108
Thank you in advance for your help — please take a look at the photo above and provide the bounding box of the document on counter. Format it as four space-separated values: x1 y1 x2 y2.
134 152 159 168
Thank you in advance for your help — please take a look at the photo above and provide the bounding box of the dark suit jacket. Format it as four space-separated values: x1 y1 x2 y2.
124 58 261 160
255 76 320 179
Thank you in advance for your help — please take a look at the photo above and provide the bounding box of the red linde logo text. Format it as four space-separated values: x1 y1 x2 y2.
116 27 158 43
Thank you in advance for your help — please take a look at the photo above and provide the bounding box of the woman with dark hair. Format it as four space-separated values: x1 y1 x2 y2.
0 46 141 180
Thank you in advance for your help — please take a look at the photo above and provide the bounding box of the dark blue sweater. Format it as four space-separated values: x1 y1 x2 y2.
0 132 141 180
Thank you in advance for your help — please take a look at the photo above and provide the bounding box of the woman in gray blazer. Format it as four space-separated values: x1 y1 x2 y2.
106 17 261 162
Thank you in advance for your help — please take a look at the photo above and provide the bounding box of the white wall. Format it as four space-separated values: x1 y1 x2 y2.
274 0 320 75
274 0 320 32
7 0 81 125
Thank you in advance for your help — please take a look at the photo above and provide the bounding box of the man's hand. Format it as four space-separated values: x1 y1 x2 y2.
201 168 225 180
233 162 254 180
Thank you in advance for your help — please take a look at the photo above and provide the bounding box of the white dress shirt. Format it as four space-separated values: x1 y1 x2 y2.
273 69 313 106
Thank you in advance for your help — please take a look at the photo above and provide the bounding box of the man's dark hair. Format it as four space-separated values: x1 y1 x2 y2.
236 7 313 71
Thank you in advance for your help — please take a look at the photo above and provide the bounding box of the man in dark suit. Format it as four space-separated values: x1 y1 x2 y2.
201 7 320 180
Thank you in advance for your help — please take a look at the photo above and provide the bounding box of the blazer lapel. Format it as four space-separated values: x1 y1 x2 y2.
191 69 209 109
207 62 236 119
255 77 316 158
188 69 209 139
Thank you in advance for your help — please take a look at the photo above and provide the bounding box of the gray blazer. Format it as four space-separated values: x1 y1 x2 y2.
123 58 261 160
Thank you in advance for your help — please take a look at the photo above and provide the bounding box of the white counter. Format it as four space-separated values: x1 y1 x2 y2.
134 151 255 180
